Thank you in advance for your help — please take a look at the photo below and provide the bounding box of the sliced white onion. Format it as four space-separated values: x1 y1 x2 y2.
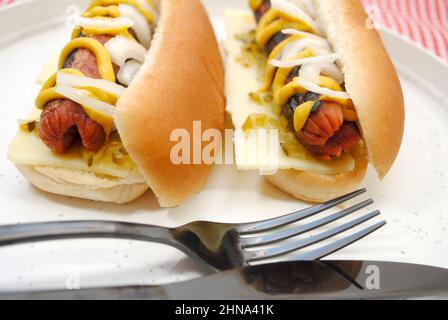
271 0 322 34
56 72 126 97
117 59 142 86
281 37 331 60
281 28 326 41
270 53 340 68
118 4 152 48
104 35 147 67
296 61 344 85
279 31 345 84
76 16 134 30
295 78 350 100
55 85 116 118
136 0 158 24
299 63 321 84
320 63 345 84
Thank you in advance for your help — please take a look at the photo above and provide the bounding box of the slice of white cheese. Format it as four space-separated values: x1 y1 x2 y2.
224 10 275 129
36 52 59 85
8 131 139 179
8 109 141 179
234 128 356 174
224 10 355 174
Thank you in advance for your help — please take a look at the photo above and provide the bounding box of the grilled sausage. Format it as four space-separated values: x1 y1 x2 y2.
297 101 344 147
39 34 117 153
39 100 106 154
295 101 360 160
300 122 361 161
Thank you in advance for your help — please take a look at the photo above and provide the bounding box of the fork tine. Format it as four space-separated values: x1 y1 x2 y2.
240 199 374 248
238 189 367 234
245 210 381 262
268 220 386 262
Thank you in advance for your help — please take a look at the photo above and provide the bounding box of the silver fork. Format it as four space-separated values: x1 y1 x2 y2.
0 189 385 272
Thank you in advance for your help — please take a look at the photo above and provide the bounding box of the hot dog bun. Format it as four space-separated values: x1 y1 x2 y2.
8 0 225 206
225 0 404 202
314 0 404 178
17 165 148 204
115 0 225 207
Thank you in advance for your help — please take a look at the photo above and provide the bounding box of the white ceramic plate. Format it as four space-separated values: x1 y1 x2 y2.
0 0 447 292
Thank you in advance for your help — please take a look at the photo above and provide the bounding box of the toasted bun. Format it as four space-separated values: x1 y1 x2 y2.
17 165 149 204
267 144 368 202
314 0 405 178
115 0 225 207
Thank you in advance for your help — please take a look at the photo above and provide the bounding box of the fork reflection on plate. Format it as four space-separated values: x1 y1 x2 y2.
0 189 385 272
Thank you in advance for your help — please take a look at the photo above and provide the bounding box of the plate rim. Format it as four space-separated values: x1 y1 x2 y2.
0 0 448 291
1 0 447 69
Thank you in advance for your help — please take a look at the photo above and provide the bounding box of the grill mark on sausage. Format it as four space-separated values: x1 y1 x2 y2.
265 32 289 55
285 66 301 84
63 34 120 78
283 92 321 131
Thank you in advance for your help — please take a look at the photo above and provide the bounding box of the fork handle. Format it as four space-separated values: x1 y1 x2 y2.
0 221 177 248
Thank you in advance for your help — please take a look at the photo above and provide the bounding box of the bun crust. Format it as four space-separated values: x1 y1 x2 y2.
314 0 405 178
17 165 148 204
267 144 368 202
115 0 225 207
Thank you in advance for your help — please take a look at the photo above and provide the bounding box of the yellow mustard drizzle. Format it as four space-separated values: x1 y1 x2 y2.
250 0 358 134
86 0 156 25
83 5 121 18
293 100 314 132
33 0 157 146
35 89 65 110
256 10 314 48
249 0 264 11
72 27 136 42
83 24 131 37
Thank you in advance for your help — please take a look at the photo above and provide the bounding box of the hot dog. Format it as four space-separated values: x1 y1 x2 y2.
8 0 225 207
225 0 404 202
39 34 118 154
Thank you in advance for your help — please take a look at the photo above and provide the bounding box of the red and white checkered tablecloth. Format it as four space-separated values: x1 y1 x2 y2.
1 0 447 60
0 0 14 6
361 0 448 60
